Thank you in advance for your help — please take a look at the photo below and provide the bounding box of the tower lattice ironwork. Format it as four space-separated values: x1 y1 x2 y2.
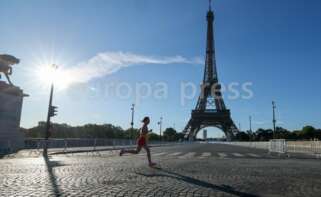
183 2 239 141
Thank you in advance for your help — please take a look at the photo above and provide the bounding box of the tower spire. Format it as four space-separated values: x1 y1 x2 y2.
209 0 212 11
203 0 216 83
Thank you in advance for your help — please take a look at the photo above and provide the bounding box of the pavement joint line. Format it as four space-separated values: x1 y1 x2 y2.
168 152 182 156
218 152 227 158
178 152 196 159
198 152 212 159
232 153 244 157
153 152 167 156
247 153 260 158
201 152 211 157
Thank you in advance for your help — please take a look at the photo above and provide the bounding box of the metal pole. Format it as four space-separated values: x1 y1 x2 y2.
130 104 135 139
159 117 163 142
272 101 276 139
249 116 252 133
44 82 54 155
43 64 57 156
249 115 252 141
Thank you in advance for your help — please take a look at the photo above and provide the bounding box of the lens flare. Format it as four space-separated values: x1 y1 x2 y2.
34 64 72 90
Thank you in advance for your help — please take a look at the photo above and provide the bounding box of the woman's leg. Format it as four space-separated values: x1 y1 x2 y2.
121 145 141 155
143 145 153 164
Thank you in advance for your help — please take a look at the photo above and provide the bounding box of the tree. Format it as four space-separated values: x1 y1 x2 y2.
23 122 127 139
255 128 273 141
149 133 160 141
23 122 321 141
300 126 316 139
235 132 250 141
124 128 140 139
163 128 178 141
316 129 321 140
176 132 185 141
275 127 291 139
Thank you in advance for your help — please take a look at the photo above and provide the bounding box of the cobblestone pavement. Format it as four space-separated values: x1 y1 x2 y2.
0 144 321 197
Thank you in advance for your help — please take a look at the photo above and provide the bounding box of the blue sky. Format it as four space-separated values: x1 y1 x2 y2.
1 0 321 137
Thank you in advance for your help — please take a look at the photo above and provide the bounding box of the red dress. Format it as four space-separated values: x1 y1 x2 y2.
137 126 148 147
137 136 146 146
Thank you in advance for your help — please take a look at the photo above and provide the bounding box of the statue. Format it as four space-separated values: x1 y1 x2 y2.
0 54 25 153
0 54 20 85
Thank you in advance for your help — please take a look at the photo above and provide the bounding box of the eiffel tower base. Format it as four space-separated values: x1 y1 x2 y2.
184 110 238 141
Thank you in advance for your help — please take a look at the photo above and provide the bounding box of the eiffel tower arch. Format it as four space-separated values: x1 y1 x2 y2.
183 2 239 141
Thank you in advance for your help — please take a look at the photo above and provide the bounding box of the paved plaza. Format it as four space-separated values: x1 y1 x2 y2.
1 143 320 196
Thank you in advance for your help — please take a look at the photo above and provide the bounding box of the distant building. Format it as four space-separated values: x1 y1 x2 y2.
0 81 26 153
203 129 207 140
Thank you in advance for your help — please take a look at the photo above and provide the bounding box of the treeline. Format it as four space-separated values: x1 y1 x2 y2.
21 121 184 141
21 122 321 141
235 126 321 141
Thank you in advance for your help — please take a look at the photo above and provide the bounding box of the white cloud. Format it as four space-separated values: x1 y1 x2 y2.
64 51 202 84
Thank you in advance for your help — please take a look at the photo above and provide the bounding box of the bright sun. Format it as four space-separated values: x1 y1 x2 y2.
26 50 78 92
34 64 73 91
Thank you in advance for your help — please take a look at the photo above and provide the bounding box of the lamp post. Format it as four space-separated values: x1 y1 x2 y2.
272 101 276 139
130 104 135 139
249 116 252 133
249 115 252 141
44 64 58 156
158 117 163 142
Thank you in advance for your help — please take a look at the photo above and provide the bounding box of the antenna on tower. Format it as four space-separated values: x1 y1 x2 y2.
209 0 212 11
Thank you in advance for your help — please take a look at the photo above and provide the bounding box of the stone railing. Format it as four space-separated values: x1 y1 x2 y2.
21 138 188 155
209 141 270 150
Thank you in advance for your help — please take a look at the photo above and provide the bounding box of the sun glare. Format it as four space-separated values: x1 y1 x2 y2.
25 50 78 92
34 64 73 91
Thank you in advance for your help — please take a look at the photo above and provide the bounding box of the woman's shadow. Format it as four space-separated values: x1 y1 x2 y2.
135 168 259 197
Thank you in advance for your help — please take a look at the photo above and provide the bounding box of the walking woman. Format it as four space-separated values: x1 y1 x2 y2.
120 116 156 167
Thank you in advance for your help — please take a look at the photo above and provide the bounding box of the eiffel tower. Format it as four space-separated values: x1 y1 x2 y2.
183 1 239 141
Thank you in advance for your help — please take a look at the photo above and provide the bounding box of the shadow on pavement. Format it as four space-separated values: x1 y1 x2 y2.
43 152 63 197
136 168 259 197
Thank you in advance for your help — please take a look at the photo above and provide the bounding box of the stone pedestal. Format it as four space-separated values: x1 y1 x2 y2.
0 81 26 153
